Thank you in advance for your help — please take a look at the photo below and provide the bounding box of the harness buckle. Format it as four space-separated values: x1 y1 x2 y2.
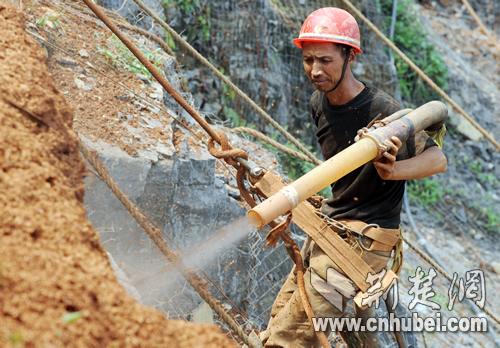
357 223 380 252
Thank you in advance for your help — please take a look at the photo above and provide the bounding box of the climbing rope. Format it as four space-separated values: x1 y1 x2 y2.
461 0 499 43
73 0 500 337
207 130 248 166
402 194 500 327
129 0 322 165
232 127 316 164
27 27 257 333
78 143 258 347
277 217 331 348
340 0 500 151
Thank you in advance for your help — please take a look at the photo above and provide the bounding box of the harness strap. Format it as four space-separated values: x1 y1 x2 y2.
338 219 401 251
253 171 404 294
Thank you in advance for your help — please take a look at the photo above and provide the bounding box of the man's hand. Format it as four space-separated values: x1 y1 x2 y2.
373 136 402 180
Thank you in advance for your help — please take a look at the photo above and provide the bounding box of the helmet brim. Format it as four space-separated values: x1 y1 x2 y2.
293 37 362 54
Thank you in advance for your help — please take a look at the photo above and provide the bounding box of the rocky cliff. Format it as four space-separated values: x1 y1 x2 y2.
30 0 499 346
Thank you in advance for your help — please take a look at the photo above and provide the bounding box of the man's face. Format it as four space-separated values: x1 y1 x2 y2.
302 42 346 92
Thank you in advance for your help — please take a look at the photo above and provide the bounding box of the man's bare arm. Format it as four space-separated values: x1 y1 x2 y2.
374 136 447 180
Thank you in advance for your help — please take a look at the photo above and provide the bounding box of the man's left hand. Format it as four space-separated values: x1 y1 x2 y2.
373 136 402 180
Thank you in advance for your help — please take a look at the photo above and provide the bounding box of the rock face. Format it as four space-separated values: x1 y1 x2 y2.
71 1 499 346
98 0 165 35
418 8 499 142
82 135 291 326
0 3 235 346
163 0 399 148
28 0 293 331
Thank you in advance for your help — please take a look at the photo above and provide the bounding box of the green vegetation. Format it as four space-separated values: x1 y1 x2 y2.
478 172 497 186
482 207 499 231
472 193 500 232
164 32 177 51
36 11 62 30
62 311 82 324
221 83 244 126
161 0 212 45
98 35 163 78
468 159 482 174
8 331 24 347
407 178 444 206
379 0 448 105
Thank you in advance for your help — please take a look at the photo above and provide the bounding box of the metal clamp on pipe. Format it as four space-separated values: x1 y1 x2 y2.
360 100 448 159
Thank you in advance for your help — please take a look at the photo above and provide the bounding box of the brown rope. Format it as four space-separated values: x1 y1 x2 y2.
340 0 500 151
236 165 258 208
78 141 256 347
232 127 317 164
461 0 497 40
130 0 321 165
280 224 331 348
207 130 248 167
82 0 222 144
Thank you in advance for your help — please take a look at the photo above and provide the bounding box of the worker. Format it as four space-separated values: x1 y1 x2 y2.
260 7 447 347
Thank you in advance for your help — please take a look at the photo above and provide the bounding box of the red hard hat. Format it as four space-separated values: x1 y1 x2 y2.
293 7 362 54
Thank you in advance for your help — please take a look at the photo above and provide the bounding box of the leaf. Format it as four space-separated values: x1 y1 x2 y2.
62 311 82 324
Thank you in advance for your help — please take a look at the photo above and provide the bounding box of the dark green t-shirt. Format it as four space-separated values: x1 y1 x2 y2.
311 86 435 228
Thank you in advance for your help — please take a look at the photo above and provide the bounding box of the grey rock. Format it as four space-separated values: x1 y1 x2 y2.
78 49 89 58
108 252 142 302
137 149 159 162
83 133 288 322
74 76 95 91
191 301 214 324
155 143 174 157
227 185 241 199
202 102 223 115
57 56 78 67
98 0 165 37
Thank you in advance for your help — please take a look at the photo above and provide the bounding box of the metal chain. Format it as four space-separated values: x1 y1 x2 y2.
27 15 258 340
79 142 257 347
130 0 322 164
27 24 258 328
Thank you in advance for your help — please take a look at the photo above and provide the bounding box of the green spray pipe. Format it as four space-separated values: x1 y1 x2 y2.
248 101 448 228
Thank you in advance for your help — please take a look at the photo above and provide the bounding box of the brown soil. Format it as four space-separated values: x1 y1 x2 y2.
25 0 177 157
0 3 236 347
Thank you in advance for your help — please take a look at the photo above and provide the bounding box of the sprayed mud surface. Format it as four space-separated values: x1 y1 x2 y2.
0 3 236 346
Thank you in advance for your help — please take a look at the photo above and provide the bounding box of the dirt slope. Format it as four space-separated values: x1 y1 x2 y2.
0 3 235 347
